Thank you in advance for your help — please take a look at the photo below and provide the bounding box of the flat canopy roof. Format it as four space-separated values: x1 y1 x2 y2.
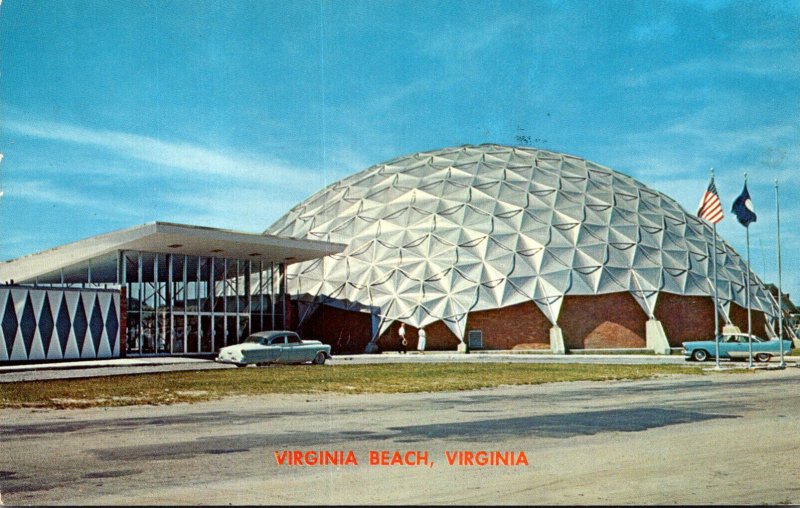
0 221 345 284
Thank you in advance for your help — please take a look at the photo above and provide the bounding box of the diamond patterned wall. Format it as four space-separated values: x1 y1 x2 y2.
0 286 120 361
266 144 779 342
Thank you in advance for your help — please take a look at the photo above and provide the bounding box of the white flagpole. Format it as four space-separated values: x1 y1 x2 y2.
745 173 753 368
776 179 785 367
713 223 720 369
746 224 753 368
711 168 721 370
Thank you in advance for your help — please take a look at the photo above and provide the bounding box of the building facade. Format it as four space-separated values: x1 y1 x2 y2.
267 144 782 353
0 222 345 360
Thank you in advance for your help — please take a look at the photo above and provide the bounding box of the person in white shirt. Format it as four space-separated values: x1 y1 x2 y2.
417 327 427 352
398 323 407 354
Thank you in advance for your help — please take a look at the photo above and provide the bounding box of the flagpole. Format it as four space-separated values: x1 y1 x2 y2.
711 168 721 370
745 172 753 368
776 179 785 367
746 224 753 368
697 168 724 369
713 222 721 369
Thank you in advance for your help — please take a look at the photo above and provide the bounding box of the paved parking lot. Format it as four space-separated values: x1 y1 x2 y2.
2 368 800 505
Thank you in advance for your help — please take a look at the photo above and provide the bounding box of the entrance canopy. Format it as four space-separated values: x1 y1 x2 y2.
0 222 346 284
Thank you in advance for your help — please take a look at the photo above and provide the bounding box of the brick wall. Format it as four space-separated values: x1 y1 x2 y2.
729 302 767 337
296 291 766 352
299 304 372 354
655 294 715 346
380 320 460 352
559 293 647 348
464 301 551 349
284 295 296 331
376 301 551 351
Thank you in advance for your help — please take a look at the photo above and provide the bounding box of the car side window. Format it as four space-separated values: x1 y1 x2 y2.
270 336 285 345
286 335 302 344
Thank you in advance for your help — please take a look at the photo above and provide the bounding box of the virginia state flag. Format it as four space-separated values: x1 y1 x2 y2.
731 183 757 227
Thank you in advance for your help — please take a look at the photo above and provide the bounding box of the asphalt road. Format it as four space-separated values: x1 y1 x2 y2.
2 369 800 505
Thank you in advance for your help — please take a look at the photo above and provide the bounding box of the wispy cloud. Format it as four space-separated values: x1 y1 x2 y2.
4 117 319 188
621 44 800 88
610 96 799 175
8 155 155 183
161 186 304 233
364 79 436 114
417 14 523 58
0 231 41 252
666 120 797 157
8 179 141 217
325 146 374 176
595 99 800 237
1 112 339 250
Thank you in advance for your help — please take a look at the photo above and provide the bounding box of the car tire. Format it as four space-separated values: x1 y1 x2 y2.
691 349 708 362
755 353 771 362
236 363 247 368
312 352 326 365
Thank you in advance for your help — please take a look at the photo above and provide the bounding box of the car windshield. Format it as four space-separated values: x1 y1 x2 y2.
244 335 265 344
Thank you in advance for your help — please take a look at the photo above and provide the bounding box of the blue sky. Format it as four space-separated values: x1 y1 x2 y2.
1 0 799 296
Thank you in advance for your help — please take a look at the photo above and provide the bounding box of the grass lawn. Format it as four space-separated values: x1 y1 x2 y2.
0 363 704 410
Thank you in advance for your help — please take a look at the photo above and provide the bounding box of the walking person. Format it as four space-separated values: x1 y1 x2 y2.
398 323 407 354
417 327 426 352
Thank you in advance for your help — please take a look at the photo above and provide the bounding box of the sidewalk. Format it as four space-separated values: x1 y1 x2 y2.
334 351 690 365
0 356 215 373
0 357 231 383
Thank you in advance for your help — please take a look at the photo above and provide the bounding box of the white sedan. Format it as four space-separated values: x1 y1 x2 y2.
216 331 331 367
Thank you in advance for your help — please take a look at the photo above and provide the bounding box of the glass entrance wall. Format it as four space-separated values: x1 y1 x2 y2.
121 250 286 355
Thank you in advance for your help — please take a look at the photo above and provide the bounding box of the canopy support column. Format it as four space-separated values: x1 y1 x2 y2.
549 326 565 354
646 318 671 354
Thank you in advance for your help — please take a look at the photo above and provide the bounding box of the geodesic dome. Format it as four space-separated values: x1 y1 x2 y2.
266 144 778 341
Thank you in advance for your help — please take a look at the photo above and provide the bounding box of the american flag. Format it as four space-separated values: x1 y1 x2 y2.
697 178 724 224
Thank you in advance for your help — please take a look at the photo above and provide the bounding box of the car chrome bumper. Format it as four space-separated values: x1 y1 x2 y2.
215 357 246 366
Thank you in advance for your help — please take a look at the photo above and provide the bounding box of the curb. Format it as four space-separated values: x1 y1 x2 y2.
0 358 214 374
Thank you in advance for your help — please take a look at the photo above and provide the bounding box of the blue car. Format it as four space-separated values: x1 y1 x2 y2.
682 333 793 362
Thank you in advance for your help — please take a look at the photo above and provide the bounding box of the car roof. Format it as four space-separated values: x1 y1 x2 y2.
718 333 771 340
250 330 298 338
